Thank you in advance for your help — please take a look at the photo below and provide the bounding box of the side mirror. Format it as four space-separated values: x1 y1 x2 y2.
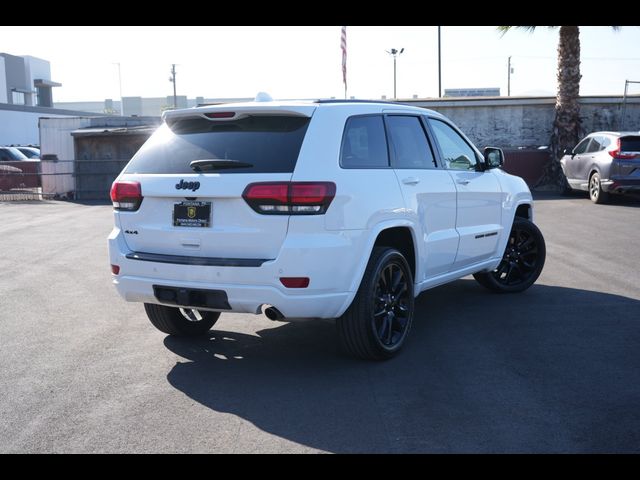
563 147 574 156
483 147 504 169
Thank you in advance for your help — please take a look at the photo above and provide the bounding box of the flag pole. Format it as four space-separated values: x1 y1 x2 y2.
341 26 347 99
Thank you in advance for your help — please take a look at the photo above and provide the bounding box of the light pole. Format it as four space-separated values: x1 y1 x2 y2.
112 62 123 115
621 80 640 130
507 56 513 96
169 64 177 109
437 26 442 98
386 47 404 99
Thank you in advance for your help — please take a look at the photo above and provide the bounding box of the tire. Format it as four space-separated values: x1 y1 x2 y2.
473 217 546 293
337 247 415 360
589 172 609 204
144 303 220 336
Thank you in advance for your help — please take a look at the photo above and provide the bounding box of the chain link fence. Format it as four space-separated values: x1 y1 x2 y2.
0 158 129 201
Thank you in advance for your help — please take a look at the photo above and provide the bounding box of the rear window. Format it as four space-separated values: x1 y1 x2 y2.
621 136 640 152
124 115 310 174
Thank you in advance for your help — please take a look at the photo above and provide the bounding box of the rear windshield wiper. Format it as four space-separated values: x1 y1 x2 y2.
190 159 254 172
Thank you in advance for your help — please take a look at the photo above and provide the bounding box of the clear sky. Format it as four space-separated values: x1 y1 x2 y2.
1 26 639 102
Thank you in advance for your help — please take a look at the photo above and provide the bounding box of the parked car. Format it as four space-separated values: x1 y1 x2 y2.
108 98 546 360
0 148 41 190
0 147 28 162
0 164 25 191
15 146 40 159
560 131 640 203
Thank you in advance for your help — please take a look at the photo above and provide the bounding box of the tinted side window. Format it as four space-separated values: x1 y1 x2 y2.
429 119 478 171
386 116 437 169
340 116 389 168
573 138 591 155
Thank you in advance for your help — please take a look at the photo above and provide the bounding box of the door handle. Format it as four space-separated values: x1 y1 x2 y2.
402 177 421 185
456 179 470 185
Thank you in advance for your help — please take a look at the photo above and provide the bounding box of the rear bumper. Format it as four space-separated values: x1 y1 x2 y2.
108 226 367 319
112 274 349 319
602 178 640 193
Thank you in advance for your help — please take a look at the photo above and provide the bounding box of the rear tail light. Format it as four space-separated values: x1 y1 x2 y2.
609 138 637 159
110 181 143 211
110 264 120 275
243 182 336 215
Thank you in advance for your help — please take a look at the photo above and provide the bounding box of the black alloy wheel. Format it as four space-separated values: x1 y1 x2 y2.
473 217 546 293
337 247 415 360
372 262 412 348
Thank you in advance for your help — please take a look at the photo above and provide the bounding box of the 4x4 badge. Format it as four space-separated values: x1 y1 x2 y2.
175 179 200 191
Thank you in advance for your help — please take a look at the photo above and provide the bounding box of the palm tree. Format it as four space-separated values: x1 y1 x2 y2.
499 26 618 190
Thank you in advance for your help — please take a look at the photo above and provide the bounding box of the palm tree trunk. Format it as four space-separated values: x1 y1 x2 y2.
537 26 582 190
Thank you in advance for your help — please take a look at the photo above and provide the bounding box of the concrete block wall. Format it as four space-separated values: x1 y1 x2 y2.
405 96 640 148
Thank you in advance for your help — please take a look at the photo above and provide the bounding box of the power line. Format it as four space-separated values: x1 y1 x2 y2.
582 57 640 61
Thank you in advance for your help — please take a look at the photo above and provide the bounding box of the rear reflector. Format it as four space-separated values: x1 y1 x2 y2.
280 277 310 288
243 182 336 215
111 264 120 275
110 181 143 211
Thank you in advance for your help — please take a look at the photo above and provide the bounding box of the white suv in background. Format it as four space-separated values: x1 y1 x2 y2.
108 98 546 360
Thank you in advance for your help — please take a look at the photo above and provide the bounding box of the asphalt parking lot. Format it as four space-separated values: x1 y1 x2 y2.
1 193 639 453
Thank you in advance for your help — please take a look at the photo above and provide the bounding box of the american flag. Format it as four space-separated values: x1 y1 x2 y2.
341 26 347 91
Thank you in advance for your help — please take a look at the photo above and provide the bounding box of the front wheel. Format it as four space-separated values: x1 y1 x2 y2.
144 303 220 336
337 247 415 360
473 217 546 293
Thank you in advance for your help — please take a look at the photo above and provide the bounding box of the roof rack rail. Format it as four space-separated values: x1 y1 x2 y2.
314 99 402 105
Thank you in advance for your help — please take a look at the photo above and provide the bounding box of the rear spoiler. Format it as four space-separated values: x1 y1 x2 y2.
162 103 316 123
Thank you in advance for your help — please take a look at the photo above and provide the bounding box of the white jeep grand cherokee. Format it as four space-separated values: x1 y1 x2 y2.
108 98 545 360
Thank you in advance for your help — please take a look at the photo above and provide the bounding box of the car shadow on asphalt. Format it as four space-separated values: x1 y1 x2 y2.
163 279 640 453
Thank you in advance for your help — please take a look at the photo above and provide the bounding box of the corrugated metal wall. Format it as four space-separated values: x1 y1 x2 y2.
39 117 90 196
73 133 152 200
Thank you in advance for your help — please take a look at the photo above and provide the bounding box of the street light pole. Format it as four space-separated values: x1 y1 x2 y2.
621 80 640 130
169 64 177 109
113 62 123 115
438 26 442 98
507 56 512 96
386 48 404 100
393 55 397 99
